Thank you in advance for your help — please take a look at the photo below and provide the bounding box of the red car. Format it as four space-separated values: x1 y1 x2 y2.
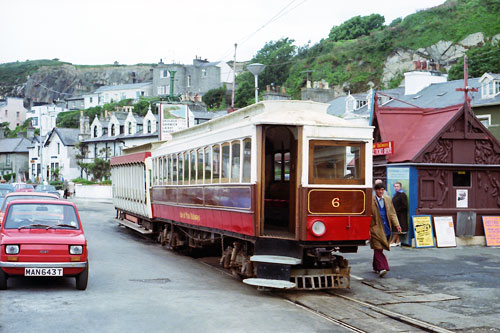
14 184 35 193
0 200 88 290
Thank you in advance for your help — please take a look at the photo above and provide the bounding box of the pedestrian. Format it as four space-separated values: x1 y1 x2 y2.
391 182 408 246
371 182 401 277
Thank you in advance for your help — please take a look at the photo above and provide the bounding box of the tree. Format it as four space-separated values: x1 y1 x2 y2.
89 158 111 182
203 85 227 110
328 14 385 42
235 38 297 107
448 43 500 80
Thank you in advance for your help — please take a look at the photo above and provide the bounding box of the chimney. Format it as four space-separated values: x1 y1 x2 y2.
27 125 35 140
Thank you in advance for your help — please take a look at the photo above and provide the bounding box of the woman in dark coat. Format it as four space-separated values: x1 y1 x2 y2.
371 183 401 277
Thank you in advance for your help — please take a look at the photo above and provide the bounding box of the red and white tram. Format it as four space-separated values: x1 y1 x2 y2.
111 100 374 290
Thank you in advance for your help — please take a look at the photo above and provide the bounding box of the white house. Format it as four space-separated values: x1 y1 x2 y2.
479 73 500 99
81 107 159 164
0 97 29 130
26 104 66 136
28 128 80 182
83 82 152 109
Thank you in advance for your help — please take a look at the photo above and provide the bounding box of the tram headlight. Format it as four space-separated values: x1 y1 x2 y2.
310 220 326 237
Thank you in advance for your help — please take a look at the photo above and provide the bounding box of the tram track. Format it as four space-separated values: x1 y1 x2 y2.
196 255 454 332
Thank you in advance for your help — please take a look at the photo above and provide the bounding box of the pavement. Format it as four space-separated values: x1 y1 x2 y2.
339 243 500 332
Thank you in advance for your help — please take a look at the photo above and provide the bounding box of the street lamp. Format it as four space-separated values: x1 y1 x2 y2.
247 63 266 103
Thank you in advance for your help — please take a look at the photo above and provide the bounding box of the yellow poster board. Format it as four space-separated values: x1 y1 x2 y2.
482 216 500 247
412 215 435 248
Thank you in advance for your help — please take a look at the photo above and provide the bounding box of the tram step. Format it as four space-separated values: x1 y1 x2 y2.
117 219 153 235
250 255 301 265
243 278 296 289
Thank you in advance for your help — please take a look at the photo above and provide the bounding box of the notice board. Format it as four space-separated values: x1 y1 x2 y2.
412 215 435 248
433 216 456 247
482 216 500 247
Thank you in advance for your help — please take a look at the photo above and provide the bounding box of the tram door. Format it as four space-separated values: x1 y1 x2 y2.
261 125 298 239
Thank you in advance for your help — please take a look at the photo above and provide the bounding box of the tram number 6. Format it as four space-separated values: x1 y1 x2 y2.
331 197 340 208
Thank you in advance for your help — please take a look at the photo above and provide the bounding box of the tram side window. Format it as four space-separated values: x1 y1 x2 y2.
162 156 168 185
173 154 179 184
184 152 189 184
242 138 251 183
167 155 171 185
190 150 196 183
309 140 365 185
153 158 158 185
212 144 220 183
221 143 230 183
205 147 212 183
159 157 164 185
197 149 204 184
231 140 240 183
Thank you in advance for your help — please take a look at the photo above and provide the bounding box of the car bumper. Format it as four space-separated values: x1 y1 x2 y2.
0 261 87 268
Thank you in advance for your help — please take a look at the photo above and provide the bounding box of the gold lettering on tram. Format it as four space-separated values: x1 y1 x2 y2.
331 198 340 208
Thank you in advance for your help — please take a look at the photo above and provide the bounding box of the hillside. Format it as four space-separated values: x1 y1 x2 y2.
284 0 500 97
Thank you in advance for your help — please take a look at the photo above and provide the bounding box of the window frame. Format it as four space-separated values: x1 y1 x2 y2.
308 139 366 185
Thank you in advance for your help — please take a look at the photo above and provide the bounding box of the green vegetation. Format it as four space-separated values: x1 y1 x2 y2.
235 38 297 107
0 59 69 94
448 42 500 80
203 85 228 110
0 119 40 138
328 14 385 42
72 177 95 185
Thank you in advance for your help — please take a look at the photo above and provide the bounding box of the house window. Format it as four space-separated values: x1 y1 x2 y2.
496 81 500 94
453 171 471 187
141 91 145 96
201 69 207 77
187 75 192 87
147 120 151 133
111 124 115 136
93 126 98 138
32 117 39 126
489 82 494 95
57 143 60 154
160 69 169 78
477 115 491 128
90 97 93 103
6 154 10 164
4 110 7 117
16 112 20 119
120 93 126 100
128 122 132 134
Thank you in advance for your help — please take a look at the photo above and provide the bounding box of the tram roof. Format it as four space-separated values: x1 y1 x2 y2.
169 100 371 141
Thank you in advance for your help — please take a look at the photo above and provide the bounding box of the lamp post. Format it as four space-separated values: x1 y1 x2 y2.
247 63 266 103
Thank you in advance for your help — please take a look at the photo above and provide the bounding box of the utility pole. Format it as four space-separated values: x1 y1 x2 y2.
231 43 237 110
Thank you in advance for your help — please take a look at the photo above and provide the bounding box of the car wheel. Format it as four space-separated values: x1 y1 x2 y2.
75 263 89 290
0 269 7 290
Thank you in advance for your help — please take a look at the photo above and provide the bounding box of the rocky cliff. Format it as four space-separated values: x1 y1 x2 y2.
6 64 154 105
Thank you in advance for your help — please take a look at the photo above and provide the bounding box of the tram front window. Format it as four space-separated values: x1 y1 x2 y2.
309 140 365 185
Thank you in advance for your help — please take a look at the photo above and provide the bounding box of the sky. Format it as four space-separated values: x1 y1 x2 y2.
1 0 446 67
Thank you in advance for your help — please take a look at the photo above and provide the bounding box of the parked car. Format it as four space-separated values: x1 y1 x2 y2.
0 200 89 290
34 185 60 198
13 184 35 193
0 192 60 223
0 184 15 208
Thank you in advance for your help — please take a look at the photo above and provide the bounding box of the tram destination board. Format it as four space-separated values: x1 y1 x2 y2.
308 189 365 215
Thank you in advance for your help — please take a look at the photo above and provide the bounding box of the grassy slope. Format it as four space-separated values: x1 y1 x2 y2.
285 0 500 97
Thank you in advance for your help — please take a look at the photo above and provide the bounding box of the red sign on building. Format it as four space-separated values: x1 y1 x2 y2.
373 141 394 156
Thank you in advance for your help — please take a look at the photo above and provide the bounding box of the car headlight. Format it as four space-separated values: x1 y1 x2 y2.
310 220 326 237
69 245 83 255
5 244 19 254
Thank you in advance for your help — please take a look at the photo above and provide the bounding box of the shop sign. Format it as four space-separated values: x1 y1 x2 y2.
373 141 393 156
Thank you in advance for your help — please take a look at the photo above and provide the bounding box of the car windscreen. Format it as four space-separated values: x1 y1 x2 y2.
3 203 80 230
20 184 34 189
35 185 57 191
1 195 59 212
0 189 13 197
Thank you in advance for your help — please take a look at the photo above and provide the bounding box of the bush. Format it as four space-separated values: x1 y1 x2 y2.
72 177 95 185
49 180 64 190
100 179 112 185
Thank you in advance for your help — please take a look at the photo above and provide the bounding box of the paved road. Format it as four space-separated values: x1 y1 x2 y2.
0 200 344 333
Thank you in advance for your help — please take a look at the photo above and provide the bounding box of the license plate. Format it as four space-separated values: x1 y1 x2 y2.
25 268 63 276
